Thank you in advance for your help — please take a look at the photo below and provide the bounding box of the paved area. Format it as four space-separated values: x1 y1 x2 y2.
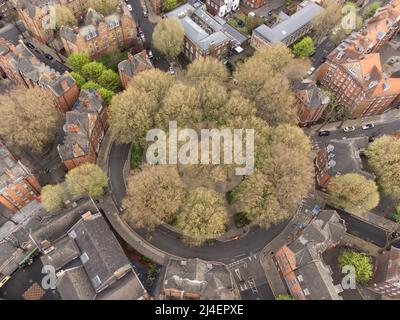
0 257 59 300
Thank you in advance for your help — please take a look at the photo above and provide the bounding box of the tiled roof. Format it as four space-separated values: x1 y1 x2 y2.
294 79 330 108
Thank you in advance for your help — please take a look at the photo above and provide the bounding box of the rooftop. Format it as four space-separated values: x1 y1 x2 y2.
253 1 323 44
57 89 106 162
166 2 244 51
163 258 238 300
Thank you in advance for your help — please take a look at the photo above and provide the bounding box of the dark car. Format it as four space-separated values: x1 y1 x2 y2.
25 42 35 49
320 57 326 63
44 53 53 60
318 130 330 137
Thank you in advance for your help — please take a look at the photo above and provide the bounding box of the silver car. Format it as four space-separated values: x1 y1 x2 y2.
343 126 356 132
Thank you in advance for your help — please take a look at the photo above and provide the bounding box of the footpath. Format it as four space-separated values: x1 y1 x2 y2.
96 131 182 265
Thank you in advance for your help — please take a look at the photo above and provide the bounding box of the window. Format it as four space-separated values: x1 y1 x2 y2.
68 230 77 239
80 252 89 264
303 288 310 295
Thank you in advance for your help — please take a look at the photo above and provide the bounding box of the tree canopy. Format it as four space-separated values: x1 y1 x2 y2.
123 165 185 231
338 250 373 285
292 36 315 57
0 87 61 154
366 135 400 199
41 184 68 212
55 5 77 29
152 18 184 61
66 52 90 73
177 187 228 246
327 173 380 214
86 0 118 16
65 163 108 199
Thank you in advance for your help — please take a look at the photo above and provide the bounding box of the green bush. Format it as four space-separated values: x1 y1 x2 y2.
338 250 373 285
234 212 251 228
130 144 144 169
276 294 294 300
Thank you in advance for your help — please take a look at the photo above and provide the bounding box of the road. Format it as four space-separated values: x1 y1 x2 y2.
312 118 400 146
108 141 290 263
326 205 387 247
126 0 169 71
311 38 336 68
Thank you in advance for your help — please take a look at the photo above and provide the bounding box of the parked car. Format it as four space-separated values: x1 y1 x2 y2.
44 53 53 60
307 66 316 75
169 66 175 75
127 4 132 11
318 130 330 137
140 33 145 41
343 126 356 132
320 57 326 63
148 50 153 58
143 10 148 17
25 42 35 49
362 123 375 130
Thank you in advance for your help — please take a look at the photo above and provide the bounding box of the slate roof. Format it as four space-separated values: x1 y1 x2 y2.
0 39 76 95
60 7 124 44
69 212 130 291
0 141 30 193
57 89 105 162
253 1 323 44
163 258 237 300
294 79 330 108
0 241 23 277
118 50 153 78
38 209 146 300
56 265 96 300
282 210 346 300
40 236 80 271
324 137 374 179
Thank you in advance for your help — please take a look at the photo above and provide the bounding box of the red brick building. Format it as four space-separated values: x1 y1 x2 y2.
0 141 41 213
317 0 400 119
294 79 330 126
318 50 400 118
60 5 136 59
118 50 153 88
57 89 108 170
0 39 79 113
273 210 346 300
242 0 266 10
369 246 400 298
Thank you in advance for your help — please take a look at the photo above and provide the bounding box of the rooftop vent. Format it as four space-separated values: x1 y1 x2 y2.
364 74 370 81
328 160 337 169
327 144 335 153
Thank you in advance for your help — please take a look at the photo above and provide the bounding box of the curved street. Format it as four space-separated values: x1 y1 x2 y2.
108 141 289 263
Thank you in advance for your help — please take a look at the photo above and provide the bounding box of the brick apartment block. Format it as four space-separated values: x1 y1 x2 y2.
294 79 330 126
57 89 108 170
60 5 136 59
317 0 400 118
0 39 79 113
0 141 41 213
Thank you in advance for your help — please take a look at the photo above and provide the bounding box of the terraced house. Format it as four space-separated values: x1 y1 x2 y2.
0 141 41 214
57 89 108 170
0 39 79 113
60 5 136 59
